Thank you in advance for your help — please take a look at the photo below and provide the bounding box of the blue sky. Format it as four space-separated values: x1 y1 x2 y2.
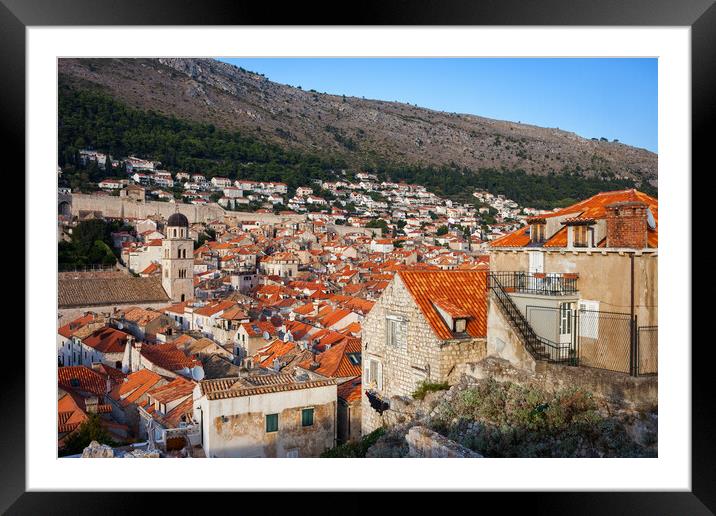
218 58 657 153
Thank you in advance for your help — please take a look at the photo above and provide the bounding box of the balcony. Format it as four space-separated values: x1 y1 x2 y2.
489 271 579 296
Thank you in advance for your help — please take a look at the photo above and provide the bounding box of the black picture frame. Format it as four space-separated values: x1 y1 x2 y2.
4 0 707 512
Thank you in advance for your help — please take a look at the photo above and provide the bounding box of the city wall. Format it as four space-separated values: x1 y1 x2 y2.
70 194 376 236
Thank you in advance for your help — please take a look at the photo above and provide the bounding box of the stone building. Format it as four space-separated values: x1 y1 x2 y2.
162 212 194 303
361 270 488 434
260 252 300 278
193 372 337 458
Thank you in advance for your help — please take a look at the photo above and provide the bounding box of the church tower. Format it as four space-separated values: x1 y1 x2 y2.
162 212 194 303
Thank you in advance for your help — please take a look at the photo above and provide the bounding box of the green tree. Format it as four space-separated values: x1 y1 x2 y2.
436 225 448 236
60 413 117 456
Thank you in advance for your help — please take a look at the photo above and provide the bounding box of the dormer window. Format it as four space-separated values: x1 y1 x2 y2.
573 225 590 247
432 299 470 334
562 217 596 248
527 217 546 244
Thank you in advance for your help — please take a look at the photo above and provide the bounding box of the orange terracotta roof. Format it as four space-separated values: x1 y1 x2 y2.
194 299 236 317
255 339 299 367
147 377 195 404
337 376 362 403
298 338 361 378
432 298 472 318
82 327 130 354
58 390 88 434
491 189 658 249
109 368 164 406
58 313 98 339
397 270 488 340
141 342 199 371
58 366 108 396
121 306 164 326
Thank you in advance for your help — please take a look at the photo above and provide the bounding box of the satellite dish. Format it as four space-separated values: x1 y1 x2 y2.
646 208 656 230
191 365 205 381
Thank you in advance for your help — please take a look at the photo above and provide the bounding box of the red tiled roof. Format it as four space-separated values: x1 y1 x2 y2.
490 189 658 249
82 327 130 354
141 342 199 372
298 338 362 378
147 376 195 404
109 368 164 406
58 313 98 339
58 366 108 396
398 270 488 340
337 376 362 403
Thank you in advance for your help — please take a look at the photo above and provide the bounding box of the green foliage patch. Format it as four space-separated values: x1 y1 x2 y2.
320 427 386 458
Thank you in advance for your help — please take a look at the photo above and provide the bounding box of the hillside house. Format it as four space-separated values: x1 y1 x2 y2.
487 189 658 376
361 270 488 434
193 372 337 458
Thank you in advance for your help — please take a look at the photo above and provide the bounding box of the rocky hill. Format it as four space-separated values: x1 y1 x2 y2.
58 58 657 187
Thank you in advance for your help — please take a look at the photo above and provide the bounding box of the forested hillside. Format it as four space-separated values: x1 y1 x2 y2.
59 81 656 209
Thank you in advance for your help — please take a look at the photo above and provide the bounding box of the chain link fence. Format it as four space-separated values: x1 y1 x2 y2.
525 305 657 376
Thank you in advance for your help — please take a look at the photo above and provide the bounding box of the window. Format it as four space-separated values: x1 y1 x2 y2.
573 225 591 247
265 413 278 433
347 352 361 366
386 317 405 347
530 223 546 243
367 359 383 390
301 408 314 427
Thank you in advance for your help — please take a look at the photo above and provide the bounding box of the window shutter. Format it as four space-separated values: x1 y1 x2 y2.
578 300 600 339
377 361 383 391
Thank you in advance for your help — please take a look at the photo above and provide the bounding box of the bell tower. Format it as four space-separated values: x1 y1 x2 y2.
162 212 194 302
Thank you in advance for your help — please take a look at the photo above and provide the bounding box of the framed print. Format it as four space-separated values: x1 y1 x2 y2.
3 0 710 512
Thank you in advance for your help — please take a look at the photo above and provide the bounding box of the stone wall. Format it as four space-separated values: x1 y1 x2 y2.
457 356 657 412
405 426 482 458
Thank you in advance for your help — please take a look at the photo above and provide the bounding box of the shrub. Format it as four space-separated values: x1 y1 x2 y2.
412 380 450 400
320 427 386 458
430 379 653 458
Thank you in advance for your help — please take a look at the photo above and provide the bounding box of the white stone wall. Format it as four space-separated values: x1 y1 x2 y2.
194 384 337 458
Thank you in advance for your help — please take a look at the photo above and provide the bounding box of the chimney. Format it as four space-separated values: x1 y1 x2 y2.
605 201 648 249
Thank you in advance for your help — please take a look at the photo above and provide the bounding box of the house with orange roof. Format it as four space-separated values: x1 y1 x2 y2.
236 319 281 359
193 371 337 458
296 337 361 381
107 368 167 434
487 189 657 376
122 340 204 381
58 366 131 449
80 326 134 369
57 312 106 367
137 376 200 449
260 251 299 278
361 270 488 434
115 306 176 341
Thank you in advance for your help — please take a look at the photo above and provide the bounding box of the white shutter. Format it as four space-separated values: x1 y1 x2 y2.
578 300 599 339
528 251 544 273
376 361 383 391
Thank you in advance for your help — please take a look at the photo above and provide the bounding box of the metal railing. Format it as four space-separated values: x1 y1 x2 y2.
489 274 577 364
490 271 579 296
